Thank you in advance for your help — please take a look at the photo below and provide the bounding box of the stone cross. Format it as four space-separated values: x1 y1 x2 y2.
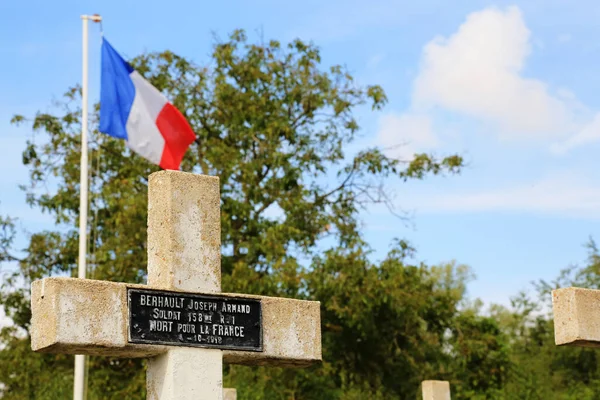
30 171 322 400
421 380 451 400
552 287 600 348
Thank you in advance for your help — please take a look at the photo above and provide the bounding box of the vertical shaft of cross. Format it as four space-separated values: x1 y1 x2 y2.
146 171 223 400
147 171 221 293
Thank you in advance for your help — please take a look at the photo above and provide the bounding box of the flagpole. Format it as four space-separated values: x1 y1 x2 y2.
75 13 101 400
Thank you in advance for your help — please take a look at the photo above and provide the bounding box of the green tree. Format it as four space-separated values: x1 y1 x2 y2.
472 240 600 400
304 247 475 399
0 30 463 399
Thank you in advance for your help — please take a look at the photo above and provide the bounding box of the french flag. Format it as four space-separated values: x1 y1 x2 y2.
99 38 196 170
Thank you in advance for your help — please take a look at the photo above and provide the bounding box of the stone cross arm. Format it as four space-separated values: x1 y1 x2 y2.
31 277 321 367
552 287 600 347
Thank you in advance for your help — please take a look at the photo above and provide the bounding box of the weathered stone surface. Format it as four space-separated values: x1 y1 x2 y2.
421 380 451 400
225 295 322 367
148 171 221 293
31 277 322 366
31 278 162 358
147 347 223 400
146 171 228 400
553 287 600 347
223 388 236 400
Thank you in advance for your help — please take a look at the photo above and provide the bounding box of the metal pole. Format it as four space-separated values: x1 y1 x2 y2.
75 14 101 400
74 14 89 400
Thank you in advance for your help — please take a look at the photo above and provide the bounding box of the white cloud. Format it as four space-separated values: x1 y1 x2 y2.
551 112 600 154
376 113 439 159
413 6 570 139
412 172 600 218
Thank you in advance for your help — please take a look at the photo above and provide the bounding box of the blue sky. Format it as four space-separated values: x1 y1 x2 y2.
2 0 600 307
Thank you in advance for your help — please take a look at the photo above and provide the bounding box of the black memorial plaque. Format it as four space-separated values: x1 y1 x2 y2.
128 288 262 351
